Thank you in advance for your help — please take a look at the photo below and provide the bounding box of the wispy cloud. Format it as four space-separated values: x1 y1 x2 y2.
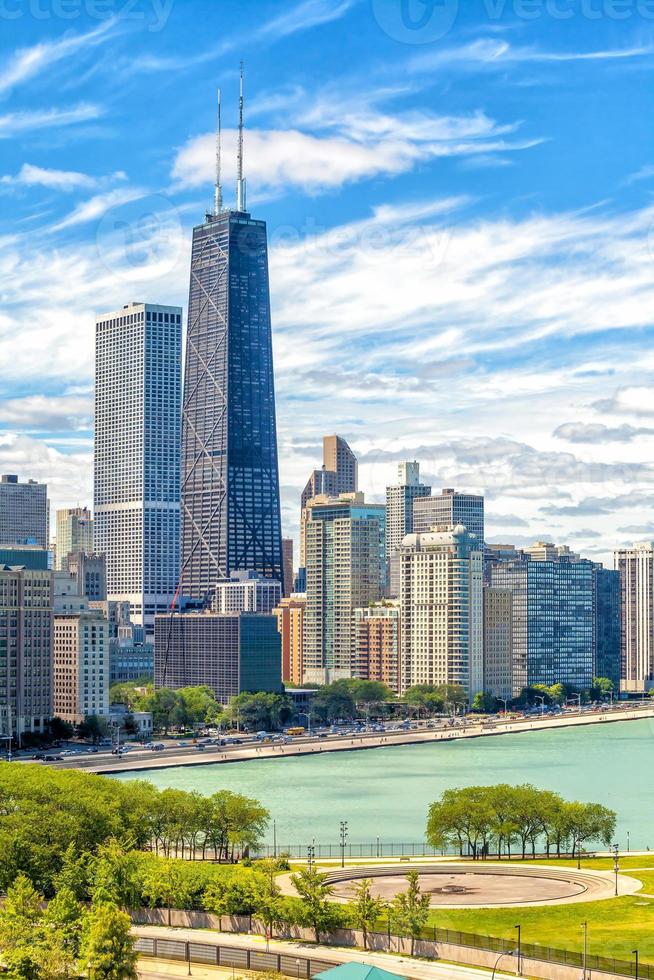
1 163 97 191
48 186 146 232
254 0 359 40
410 38 654 73
0 104 102 138
0 20 116 95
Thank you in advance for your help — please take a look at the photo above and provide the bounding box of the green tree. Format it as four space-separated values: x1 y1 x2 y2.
48 717 75 741
91 840 142 910
290 866 344 942
77 715 108 744
471 691 498 713
590 677 614 701
141 859 193 925
351 878 386 950
81 902 137 980
44 886 84 958
390 871 430 956
0 873 44 980
253 873 287 946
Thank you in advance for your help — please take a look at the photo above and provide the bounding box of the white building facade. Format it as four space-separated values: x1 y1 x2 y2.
399 525 483 697
94 303 182 636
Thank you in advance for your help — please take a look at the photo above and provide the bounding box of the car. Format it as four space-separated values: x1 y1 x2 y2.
31 752 45 760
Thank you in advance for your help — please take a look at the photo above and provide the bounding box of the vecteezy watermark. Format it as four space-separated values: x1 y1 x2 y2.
0 0 174 31
95 194 184 281
371 0 654 44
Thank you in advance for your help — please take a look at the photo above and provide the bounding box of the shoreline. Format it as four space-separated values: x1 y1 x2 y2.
60 703 654 776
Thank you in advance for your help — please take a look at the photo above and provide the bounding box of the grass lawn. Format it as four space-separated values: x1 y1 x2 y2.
426 878 654 964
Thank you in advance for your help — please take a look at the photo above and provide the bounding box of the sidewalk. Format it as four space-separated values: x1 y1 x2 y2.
134 924 520 980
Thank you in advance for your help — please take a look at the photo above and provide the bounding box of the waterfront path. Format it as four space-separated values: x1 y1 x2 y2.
133 924 520 980
49 703 654 775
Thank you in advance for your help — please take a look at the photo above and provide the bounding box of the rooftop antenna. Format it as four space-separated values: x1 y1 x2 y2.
214 88 223 215
236 60 246 212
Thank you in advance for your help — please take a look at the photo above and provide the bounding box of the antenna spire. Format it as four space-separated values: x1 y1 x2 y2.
236 60 246 212
214 88 223 215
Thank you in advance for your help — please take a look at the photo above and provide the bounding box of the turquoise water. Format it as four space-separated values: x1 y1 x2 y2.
113 719 654 850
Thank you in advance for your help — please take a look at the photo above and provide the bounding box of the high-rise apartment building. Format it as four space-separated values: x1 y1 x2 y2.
386 461 431 558
615 542 654 692
55 507 93 571
483 587 514 700
489 554 594 691
300 436 358 566
413 488 484 545
0 475 49 549
282 538 294 598
212 570 282 615
303 493 385 684
593 565 621 689
94 302 182 635
353 602 401 693
274 595 306 685
399 525 483 696
154 612 282 703
180 77 283 600
0 563 52 742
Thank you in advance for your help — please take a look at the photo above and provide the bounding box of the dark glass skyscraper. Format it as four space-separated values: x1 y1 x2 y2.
180 80 283 600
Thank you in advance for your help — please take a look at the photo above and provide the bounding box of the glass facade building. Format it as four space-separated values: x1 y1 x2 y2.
181 210 283 601
490 558 594 691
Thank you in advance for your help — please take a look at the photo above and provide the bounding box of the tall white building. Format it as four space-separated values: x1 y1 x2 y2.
385 461 431 558
399 524 483 697
615 541 654 692
212 570 282 615
0 475 49 549
94 302 182 636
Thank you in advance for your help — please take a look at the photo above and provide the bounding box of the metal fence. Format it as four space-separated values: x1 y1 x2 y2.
253 842 445 859
135 936 335 978
421 926 651 980
136 923 652 980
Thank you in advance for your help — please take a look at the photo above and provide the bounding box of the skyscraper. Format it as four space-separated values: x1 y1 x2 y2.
386 461 431 596
180 74 283 601
399 525 483 696
282 538 294 597
94 302 181 635
413 488 484 544
615 542 654 692
56 507 93 570
300 435 357 566
0 475 49 549
303 492 385 684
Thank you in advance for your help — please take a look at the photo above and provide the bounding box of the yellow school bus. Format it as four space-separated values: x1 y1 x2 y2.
285 726 305 736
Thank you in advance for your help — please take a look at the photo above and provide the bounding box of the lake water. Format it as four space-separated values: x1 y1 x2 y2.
112 719 654 851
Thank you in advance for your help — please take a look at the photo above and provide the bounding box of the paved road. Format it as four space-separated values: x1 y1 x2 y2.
31 703 654 775
134 924 519 980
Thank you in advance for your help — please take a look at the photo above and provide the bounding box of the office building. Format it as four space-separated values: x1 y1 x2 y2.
53 605 109 724
483 587 514 700
303 493 385 684
593 565 621 689
399 525 483 696
212 570 282 615
94 302 182 635
282 538 294 597
386 461 431 598
489 553 594 691
615 542 654 692
274 594 306 685
524 541 579 563
300 435 358 566
413 488 484 545
154 612 283 704
66 552 107 601
180 75 283 600
0 475 48 549
353 602 401 693
55 507 93 571
0 563 52 742
0 546 48 570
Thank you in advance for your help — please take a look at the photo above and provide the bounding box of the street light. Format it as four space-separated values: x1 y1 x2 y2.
581 922 588 980
307 844 315 871
298 711 313 735
340 820 348 868
612 843 620 897
499 698 509 716
633 949 639 980
186 941 192 976
491 949 515 980
514 924 521 975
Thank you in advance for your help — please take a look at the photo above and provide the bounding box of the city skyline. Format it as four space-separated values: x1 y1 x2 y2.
2 3 654 565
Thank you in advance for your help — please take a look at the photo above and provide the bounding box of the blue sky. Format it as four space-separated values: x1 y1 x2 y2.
1 0 654 563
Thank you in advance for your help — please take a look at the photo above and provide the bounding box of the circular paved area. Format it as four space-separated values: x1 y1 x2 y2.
332 870 586 906
279 862 643 908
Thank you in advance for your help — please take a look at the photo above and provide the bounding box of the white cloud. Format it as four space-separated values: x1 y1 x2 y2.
254 0 359 40
0 394 92 431
172 112 539 197
1 163 97 191
0 104 102 138
0 20 115 95
0 433 92 515
410 38 654 73
48 187 147 232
